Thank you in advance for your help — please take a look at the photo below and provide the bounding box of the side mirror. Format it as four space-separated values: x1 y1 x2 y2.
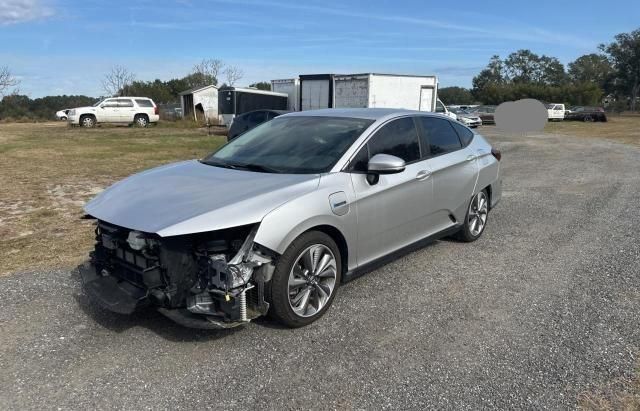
366 154 405 184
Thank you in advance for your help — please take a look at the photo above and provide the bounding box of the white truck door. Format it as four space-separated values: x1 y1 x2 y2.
419 86 435 111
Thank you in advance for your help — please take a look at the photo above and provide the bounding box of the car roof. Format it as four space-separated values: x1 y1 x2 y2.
282 108 439 120
240 109 290 115
105 97 153 100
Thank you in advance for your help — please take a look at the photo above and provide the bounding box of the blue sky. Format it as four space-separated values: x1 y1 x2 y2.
1 0 639 97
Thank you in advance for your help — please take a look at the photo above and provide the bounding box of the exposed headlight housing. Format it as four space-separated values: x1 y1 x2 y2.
127 231 147 251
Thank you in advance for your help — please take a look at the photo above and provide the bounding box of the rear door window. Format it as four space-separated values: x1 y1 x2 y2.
417 117 463 156
450 122 474 147
135 99 154 108
246 111 266 125
116 99 134 107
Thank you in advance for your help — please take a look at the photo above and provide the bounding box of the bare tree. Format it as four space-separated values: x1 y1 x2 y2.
0 66 20 97
224 65 244 86
102 65 135 97
192 59 224 85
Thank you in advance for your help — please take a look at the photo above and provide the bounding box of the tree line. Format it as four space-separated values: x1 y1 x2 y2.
440 27 640 111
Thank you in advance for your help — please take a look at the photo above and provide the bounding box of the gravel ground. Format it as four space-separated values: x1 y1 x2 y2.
1 128 639 409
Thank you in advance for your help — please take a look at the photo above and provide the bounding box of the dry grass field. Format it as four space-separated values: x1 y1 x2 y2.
545 113 640 146
1 116 639 276
0 122 225 275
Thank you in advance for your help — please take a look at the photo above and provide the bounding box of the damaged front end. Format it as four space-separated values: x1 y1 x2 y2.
79 220 276 329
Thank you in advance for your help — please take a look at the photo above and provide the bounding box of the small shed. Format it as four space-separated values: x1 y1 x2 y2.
179 85 219 123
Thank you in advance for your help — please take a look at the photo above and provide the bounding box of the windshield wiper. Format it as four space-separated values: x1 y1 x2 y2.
199 159 239 170
200 159 281 173
235 163 282 173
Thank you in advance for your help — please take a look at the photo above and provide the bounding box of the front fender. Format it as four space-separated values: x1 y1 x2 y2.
254 173 357 270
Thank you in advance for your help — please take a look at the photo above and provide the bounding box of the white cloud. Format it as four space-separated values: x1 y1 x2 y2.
0 0 53 25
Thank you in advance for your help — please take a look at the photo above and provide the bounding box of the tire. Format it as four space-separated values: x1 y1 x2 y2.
583 115 593 122
80 115 96 128
266 231 341 328
455 189 489 242
134 114 149 127
60 116 67 121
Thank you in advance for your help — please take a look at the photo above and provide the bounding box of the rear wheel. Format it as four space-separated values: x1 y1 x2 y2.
583 115 593 122
455 190 489 242
266 231 341 328
134 114 149 127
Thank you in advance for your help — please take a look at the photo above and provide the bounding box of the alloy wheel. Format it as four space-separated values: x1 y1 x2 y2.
287 244 337 318
468 191 488 237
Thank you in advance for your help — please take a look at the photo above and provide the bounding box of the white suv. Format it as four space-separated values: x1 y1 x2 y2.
67 97 160 127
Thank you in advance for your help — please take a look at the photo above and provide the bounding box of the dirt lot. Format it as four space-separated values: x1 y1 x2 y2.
0 119 638 409
0 122 226 275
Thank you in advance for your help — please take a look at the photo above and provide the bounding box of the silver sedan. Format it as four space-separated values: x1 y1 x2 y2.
79 108 502 329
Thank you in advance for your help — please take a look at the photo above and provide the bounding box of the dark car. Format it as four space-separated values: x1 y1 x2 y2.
227 109 289 141
467 105 496 125
564 106 607 122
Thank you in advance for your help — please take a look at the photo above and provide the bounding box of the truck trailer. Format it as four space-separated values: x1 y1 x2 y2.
286 73 439 112
333 73 438 111
271 78 300 111
218 87 288 126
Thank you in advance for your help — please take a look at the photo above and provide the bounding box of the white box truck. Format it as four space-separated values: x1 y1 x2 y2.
333 73 438 112
271 78 300 111
274 73 447 114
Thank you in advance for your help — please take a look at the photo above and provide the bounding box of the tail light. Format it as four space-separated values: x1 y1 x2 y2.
491 148 502 161
154 106 159 115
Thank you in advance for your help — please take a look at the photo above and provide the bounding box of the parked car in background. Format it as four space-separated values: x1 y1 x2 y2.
467 106 496 125
56 109 70 120
79 108 502 329
564 106 607 122
546 103 566 121
449 107 482 128
67 97 160 128
434 99 459 120
227 109 289 141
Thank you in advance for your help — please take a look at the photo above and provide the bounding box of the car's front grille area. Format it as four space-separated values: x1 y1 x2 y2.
110 248 157 287
95 221 164 289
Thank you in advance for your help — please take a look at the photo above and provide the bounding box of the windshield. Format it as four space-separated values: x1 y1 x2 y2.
92 99 105 107
203 116 374 174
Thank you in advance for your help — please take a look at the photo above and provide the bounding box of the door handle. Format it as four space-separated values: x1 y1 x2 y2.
416 170 431 180
466 155 476 162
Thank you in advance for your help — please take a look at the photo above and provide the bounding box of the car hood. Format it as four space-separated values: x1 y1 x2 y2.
457 113 480 119
85 160 320 237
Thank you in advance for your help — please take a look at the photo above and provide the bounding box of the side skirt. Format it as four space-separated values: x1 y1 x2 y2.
342 224 462 283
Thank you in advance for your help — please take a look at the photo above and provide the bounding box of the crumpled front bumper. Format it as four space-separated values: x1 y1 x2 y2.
78 262 249 329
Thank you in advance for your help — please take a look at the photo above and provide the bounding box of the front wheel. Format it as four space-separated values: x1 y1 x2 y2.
266 231 341 328
455 190 489 242
80 115 96 128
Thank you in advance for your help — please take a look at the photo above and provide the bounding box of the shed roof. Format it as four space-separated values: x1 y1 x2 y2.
179 84 218 95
